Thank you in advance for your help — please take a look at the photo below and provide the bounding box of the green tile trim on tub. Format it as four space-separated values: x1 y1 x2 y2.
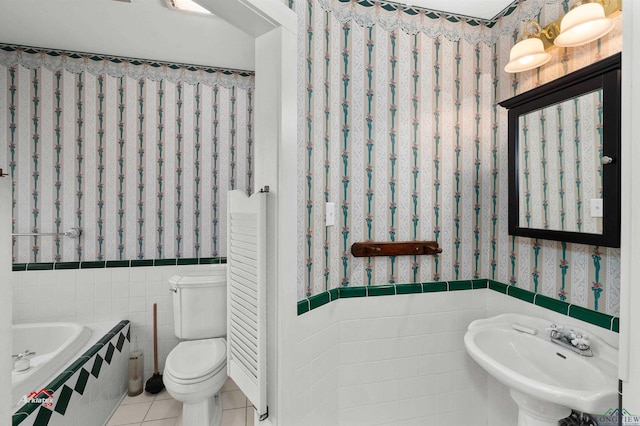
12 321 131 425
296 280 620 333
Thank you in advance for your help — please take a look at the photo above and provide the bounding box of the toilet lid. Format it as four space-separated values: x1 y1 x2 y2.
165 338 226 381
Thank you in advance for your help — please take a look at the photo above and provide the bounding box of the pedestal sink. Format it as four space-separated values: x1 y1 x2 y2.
464 314 617 426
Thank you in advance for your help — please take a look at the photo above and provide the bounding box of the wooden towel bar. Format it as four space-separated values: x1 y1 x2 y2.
350 241 442 258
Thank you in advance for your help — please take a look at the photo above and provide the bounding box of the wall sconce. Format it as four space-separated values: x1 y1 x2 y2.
554 1 614 47
505 0 621 73
504 21 555 73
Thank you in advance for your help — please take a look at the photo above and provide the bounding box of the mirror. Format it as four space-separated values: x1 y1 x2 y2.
499 53 621 247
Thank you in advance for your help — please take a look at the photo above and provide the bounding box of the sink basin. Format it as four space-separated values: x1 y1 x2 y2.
464 314 617 425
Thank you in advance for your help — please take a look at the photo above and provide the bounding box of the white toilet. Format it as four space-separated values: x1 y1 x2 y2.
164 268 228 426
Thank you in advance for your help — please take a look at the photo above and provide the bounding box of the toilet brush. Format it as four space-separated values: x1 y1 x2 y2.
145 303 165 394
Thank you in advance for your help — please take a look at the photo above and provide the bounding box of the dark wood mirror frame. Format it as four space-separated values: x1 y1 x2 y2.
499 53 621 247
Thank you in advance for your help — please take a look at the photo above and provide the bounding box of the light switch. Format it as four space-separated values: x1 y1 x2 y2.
325 202 335 227
590 198 603 218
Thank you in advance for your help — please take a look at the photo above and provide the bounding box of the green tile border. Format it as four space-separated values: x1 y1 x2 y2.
80 261 106 269
368 284 395 296
534 294 570 315
12 257 227 272
296 279 619 333
54 262 80 270
507 286 535 304
26 263 53 271
449 280 473 291
569 305 614 330
422 282 447 293
340 286 367 298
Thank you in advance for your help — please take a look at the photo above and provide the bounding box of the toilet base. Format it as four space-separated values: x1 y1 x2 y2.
178 393 221 426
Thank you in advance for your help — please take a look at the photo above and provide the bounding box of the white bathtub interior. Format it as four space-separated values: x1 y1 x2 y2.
12 322 91 406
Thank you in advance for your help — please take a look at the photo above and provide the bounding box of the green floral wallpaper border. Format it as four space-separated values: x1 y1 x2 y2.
297 279 620 333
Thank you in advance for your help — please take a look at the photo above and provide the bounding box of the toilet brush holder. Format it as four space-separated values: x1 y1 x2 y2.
128 349 144 396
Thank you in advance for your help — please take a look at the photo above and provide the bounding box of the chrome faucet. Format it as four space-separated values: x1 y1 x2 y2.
546 324 593 357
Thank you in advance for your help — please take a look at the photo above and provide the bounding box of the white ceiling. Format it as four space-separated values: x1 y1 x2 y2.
389 0 516 21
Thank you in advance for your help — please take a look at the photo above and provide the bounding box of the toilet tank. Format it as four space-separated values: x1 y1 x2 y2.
169 267 227 339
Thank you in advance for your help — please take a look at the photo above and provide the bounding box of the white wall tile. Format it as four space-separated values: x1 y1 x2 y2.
12 264 218 379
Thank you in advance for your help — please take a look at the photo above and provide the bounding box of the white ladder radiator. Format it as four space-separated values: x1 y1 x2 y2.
227 190 268 420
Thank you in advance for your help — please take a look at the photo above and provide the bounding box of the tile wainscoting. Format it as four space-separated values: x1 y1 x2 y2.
11 263 224 380
293 284 619 425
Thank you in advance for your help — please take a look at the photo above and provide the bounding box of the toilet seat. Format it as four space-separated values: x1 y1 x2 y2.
165 338 226 385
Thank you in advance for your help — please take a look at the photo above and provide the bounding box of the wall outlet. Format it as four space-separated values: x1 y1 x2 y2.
325 202 335 227
590 198 603 218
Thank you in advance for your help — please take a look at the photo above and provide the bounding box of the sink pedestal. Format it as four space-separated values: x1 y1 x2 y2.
510 390 572 426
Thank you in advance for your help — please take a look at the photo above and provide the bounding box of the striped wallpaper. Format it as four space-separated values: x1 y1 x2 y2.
0 46 254 263
295 0 622 316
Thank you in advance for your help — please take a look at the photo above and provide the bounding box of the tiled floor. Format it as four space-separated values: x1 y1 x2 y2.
107 378 254 426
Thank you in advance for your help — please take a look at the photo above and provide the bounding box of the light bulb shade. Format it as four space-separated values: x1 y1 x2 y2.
504 37 551 73
554 2 614 47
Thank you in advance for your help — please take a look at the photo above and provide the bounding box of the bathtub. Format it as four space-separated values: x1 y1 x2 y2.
12 322 91 406
12 320 130 426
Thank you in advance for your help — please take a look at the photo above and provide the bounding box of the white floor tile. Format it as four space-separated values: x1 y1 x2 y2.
122 392 157 405
222 390 247 410
245 407 255 426
107 402 152 425
142 419 178 426
153 390 173 401
222 378 240 392
221 408 246 426
144 398 183 421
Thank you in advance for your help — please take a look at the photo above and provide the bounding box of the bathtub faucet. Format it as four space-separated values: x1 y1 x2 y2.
12 350 35 371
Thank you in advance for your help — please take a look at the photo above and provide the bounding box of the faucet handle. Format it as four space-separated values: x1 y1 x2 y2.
571 337 591 350
546 324 564 333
